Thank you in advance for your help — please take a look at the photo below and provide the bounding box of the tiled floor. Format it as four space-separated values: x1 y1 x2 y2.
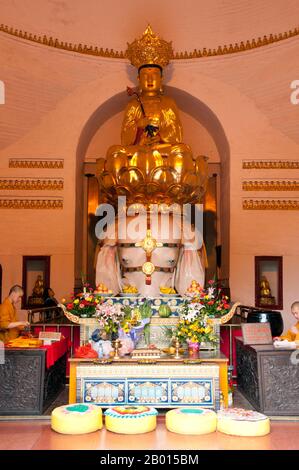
0 417 298 450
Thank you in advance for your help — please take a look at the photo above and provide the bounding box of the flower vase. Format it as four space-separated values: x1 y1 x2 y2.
188 341 200 359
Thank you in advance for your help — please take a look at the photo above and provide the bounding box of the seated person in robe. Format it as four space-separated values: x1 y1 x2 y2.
0 285 29 343
43 287 59 321
275 301 299 342
43 287 58 308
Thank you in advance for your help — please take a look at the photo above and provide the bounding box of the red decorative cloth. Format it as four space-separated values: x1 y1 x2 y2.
41 337 69 369
74 343 98 359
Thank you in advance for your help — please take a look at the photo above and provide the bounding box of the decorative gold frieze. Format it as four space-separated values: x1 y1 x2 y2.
8 159 64 169
243 199 299 210
0 178 63 190
243 180 299 191
0 198 63 209
242 160 299 170
0 22 298 60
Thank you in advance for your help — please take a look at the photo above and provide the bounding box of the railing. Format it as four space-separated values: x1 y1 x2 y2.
27 306 64 324
26 306 80 378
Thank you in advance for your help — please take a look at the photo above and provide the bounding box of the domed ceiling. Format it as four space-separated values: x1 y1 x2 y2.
0 0 298 152
0 0 298 52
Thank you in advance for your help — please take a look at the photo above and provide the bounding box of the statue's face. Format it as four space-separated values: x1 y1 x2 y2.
138 67 162 94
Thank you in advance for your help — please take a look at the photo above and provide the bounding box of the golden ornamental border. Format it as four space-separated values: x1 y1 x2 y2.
0 198 63 209
243 180 299 191
9 158 64 169
242 160 299 169
243 199 299 210
0 178 64 190
0 23 298 60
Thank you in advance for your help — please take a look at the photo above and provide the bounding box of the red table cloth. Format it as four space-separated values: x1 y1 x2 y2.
41 337 69 368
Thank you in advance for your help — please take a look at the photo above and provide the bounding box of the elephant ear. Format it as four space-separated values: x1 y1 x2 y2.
174 225 205 295
95 243 122 295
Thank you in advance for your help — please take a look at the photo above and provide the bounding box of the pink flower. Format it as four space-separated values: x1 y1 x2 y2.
79 303 85 309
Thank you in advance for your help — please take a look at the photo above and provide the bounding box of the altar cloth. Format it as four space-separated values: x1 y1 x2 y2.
41 337 69 368
5 337 68 369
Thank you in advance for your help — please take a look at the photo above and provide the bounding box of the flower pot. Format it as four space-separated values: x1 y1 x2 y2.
188 341 200 358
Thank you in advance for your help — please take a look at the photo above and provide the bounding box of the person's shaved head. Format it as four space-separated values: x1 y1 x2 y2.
9 285 24 296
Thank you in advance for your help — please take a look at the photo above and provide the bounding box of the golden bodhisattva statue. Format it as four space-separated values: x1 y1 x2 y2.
97 26 208 206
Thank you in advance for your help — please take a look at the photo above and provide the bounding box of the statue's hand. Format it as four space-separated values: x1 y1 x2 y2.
137 116 150 128
144 124 159 138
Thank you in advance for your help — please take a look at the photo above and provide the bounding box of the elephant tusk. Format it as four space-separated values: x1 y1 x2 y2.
59 303 80 324
220 301 242 325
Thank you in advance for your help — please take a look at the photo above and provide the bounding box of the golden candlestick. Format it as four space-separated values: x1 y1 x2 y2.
112 339 122 360
174 338 181 359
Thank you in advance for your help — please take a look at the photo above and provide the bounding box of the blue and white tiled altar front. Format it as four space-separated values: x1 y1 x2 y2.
76 363 220 410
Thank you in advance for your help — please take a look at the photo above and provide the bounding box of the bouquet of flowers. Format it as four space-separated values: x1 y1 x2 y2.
95 301 124 338
174 280 231 346
175 300 217 345
121 298 153 346
186 279 230 318
63 291 101 318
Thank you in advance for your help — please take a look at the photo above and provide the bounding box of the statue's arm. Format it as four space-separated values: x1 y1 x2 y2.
121 99 142 146
159 98 183 144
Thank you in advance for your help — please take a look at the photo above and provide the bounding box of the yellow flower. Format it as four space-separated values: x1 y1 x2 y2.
74 299 79 304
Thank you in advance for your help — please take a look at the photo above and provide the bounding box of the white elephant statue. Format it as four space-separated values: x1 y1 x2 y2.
95 211 205 297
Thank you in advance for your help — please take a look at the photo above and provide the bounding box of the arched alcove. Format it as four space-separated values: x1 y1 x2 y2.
75 87 230 287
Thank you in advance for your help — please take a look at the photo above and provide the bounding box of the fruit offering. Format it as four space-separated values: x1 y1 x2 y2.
160 286 177 295
122 284 138 294
94 283 113 294
185 280 203 296
158 305 172 318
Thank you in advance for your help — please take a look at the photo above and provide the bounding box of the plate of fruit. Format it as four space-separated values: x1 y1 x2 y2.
185 280 203 297
93 283 114 297
159 286 179 297
162 346 185 355
120 284 139 297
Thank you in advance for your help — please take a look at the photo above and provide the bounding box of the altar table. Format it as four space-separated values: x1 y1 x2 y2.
236 338 299 415
69 351 228 409
0 338 68 415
